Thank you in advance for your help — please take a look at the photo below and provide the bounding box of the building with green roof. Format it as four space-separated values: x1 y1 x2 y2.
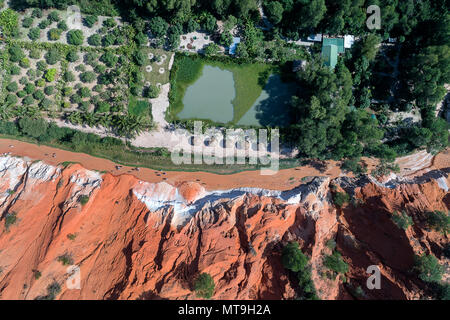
322 38 345 54
321 44 338 69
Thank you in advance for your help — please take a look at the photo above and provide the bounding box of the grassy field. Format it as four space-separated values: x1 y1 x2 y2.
169 55 274 124
141 48 172 85
128 95 151 117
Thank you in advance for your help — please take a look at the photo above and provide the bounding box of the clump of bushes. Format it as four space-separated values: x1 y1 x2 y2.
332 192 350 208
282 242 318 300
324 251 349 275
67 30 84 45
425 211 449 235
36 281 61 300
193 273 215 299
413 253 443 283
57 253 74 266
78 195 90 206
4 212 17 230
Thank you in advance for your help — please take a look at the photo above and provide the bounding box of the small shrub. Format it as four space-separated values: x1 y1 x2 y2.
57 253 74 266
391 210 413 230
326 239 336 250
22 17 33 28
44 68 57 82
67 30 84 45
33 270 42 280
44 86 54 95
28 27 40 40
83 15 97 28
79 195 89 205
67 233 77 241
5 212 17 230
324 251 349 274
48 28 62 40
425 211 449 235
413 254 443 283
87 34 101 46
48 11 60 22
282 241 308 272
333 192 350 208
194 273 215 299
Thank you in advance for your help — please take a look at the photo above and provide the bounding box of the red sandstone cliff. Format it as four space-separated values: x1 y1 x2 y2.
0 155 448 300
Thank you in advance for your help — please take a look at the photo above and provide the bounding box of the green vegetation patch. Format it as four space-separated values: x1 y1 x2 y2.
324 251 349 274
281 242 318 300
194 273 215 299
128 96 151 117
391 210 413 230
4 212 18 230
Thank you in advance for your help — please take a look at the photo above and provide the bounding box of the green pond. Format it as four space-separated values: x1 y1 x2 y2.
177 65 235 123
177 64 295 127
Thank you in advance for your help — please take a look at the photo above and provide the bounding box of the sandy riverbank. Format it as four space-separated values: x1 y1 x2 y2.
0 138 448 191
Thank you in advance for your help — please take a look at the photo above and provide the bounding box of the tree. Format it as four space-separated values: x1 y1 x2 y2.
80 71 96 83
44 68 57 82
324 251 349 274
265 1 284 25
57 20 68 31
18 117 48 138
8 45 24 62
202 13 217 33
84 15 97 28
48 28 62 40
203 43 220 57
413 254 443 283
194 273 215 299
185 17 200 33
134 50 146 66
67 29 84 45
66 50 79 62
6 82 18 92
282 242 308 272
135 31 147 46
144 85 160 99
88 34 102 46
28 27 40 40
48 10 60 22
425 211 449 235
148 17 168 38
103 17 117 29
0 8 19 37
22 17 33 28
391 211 413 230
45 49 61 65
100 51 118 67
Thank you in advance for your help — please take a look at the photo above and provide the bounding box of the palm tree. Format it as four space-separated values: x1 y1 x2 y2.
25 106 41 119
0 106 12 121
82 112 96 127
66 111 82 125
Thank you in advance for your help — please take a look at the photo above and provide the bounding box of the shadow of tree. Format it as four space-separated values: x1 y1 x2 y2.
252 75 296 127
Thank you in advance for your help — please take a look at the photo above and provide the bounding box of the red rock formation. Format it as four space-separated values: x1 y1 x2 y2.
0 156 448 300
